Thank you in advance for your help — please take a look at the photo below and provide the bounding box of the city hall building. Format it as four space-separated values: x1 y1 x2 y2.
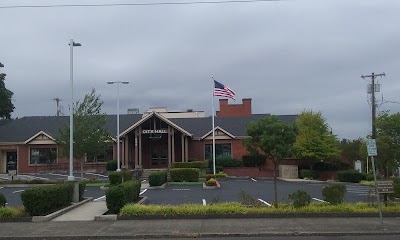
0 99 296 174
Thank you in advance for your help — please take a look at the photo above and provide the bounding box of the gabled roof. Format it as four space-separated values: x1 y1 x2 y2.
0 114 297 143
200 126 235 140
24 130 55 144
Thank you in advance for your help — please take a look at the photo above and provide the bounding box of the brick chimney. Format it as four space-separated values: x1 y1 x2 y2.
216 98 252 117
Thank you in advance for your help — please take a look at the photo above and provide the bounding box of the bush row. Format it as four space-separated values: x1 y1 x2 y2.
19 182 86 216
242 155 266 167
170 168 199 182
337 170 363 183
108 171 132 185
300 170 319 179
149 171 167 186
172 161 209 169
106 180 141 214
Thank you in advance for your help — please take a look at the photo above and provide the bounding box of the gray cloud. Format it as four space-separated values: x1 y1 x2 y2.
1 0 400 140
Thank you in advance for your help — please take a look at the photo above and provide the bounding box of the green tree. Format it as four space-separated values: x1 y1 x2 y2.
294 110 340 170
375 112 400 177
0 62 15 119
244 115 296 207
57 89 111 177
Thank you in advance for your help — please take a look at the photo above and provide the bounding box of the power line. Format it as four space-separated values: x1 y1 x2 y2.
0 0 283 9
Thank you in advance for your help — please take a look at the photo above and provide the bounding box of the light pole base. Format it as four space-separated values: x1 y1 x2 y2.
116 168 121 172
67 176 75 181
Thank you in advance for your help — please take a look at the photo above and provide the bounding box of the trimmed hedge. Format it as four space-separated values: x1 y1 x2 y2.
108 171 132 185
300 169 318 179
337 170 363 183
149 171 167 186
242 155 266 167
172 161 209 169
106 180 141 214
106 160 118 171
0 192 6 207
21 183 74 216
170 168 199 182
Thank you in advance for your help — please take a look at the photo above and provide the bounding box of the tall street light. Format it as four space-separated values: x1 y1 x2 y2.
68 39 81 181
107 81 129 172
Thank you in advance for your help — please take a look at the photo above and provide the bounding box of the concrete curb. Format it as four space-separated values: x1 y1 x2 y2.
32 197 93 222
2 231 400 239
0 184 55 187
146 182 167 189
202 182 220 189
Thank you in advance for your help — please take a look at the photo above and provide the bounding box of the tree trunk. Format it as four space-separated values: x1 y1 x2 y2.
273 162 278 208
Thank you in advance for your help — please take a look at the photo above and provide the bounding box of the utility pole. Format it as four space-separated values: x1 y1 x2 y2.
361 72 385 139
52 97 62 116
361 72 385 226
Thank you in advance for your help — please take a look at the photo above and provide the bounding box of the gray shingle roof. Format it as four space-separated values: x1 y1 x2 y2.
0 114 297 143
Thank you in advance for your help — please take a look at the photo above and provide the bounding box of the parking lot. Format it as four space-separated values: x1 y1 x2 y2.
1 177 376 207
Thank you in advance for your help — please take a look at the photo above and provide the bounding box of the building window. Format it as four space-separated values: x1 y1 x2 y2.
205 144 232 160
30 148 57 165
87 145 113 163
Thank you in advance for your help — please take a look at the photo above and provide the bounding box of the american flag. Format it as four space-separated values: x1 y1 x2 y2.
214 80 236 100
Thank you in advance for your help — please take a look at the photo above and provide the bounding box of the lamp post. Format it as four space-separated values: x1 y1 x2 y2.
107 81 129 172
68 39 81 181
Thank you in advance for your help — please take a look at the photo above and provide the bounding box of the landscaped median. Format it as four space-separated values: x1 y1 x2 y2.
118 202 400 219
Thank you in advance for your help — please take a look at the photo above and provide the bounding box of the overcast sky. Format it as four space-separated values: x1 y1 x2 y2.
1 0 400 140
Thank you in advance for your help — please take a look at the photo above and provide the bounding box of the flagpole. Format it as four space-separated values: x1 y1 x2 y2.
211 73 216 175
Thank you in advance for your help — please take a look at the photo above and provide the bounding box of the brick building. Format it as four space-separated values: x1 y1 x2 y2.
0 99 296 174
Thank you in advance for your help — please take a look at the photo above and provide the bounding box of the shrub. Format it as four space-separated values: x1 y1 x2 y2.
242 155 266 167
172 161 209 169
149 171 167 186
206 178 217 186
288 190 311 208
106 180 141 214
206 174 215 181
215 172 228 179
108 170 132 185
106 160 118 171
394 178 400 198
322 184 346 205
365 174 374 181
170 168 199 182
300 169 318 179
79 181 86 201
0 193 6 207
21 183 74 216
337 170 363 183
209 157 242 168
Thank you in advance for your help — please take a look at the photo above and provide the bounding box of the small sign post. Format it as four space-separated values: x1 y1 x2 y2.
366 139 383 224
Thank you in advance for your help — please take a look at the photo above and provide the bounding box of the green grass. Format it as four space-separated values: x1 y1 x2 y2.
120 202 400 216
360 181 375 186
0 207 27 218
168 182 203 185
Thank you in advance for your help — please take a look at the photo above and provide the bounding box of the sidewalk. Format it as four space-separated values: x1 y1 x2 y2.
51 201 108 221
0 217 400 239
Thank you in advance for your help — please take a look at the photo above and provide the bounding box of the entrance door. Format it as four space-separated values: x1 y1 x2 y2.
6 152 17 173
151 144 168 168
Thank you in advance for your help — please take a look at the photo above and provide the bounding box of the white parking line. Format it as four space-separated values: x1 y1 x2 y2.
139 189 147 195
93 196 106 202
312 197 329 203
202 199 206 206
85 173 108 178
12 190 25 194
251 178 257 182
257 198 271 206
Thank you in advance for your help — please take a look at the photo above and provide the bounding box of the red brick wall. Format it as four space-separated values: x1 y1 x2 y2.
188 139 249 161
216 98 252 117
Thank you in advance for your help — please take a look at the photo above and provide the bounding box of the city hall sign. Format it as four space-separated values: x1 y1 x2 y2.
142 129 168 134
